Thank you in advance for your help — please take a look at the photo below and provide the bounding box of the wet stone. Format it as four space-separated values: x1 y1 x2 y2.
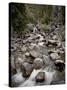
54 60 65 72
21 46 27 52
35 72 45 82
25 52 30 57
33 58 43 69
21 62 33 78
30 50 39 58
50 53 60 60
46 39 57 46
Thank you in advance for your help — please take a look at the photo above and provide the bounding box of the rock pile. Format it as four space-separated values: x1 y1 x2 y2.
11 24 65 86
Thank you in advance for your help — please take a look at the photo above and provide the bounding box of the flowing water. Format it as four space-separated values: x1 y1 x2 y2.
12 64 59 87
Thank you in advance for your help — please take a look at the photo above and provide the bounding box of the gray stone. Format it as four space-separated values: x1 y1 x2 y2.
25 52 30 57
33 58 43 69
30 50 39 58
21 46 27 52
54 60 65 71
21 62 33 77
48 48 60 54
57 41 62 48
43 55 53 65
23 40 27 44
40 32 46 37
46 39 57 46
38 42 44 46
52 35 57 40
39 45 48 56
35 72 45 82
50 53 60 60
48 40 57 44
15 56 24 72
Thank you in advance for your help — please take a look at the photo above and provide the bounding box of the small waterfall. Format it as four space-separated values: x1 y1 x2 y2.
18 66 56 86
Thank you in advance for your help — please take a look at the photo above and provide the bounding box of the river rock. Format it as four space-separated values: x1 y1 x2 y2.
23 40 27 44
46 39 57 46
57 41 62 48
25 56 34 64
43 55 52 65
39 45 48 56
21 46 27 52
15 56 24 72
52 35 57 40
48 48 60 54
30 45 48 56
40 32 46 37
27 35 40 41
33 58 43 69
38 42 44 46
35 72 45 82
32 35 40 40
30 50 39 58
21 62 33 77
15 38 21 43
25 52 30 57
54 60 65 71
50 53 60 60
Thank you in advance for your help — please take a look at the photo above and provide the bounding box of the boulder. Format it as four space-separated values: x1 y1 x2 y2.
21 46 27 52
15 56 24 72
39 36 44 42
57 41 62 48
39 45 48 56
59 50 65 54
52 35 57 40
25 33 30 37
33 58 43 69
38 42 44 46
30 45 48 56
25 56 34 64
40 32 46 37
48 48 60 54
43 55 53 65
30 50 39 58
46 39 57 46
15 38 21 43
25 52 30 57
27 35 40 41
32 35 40 40
54 60 65 71
21 62 33 78
23 40 27 44
50 53 60 60
35 72 45 82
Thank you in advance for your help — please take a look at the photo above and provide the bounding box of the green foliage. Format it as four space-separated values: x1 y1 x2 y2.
60 6 65 25
10 3 27 32
25 4 53 24
10 3 65 33
41 24 50 32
